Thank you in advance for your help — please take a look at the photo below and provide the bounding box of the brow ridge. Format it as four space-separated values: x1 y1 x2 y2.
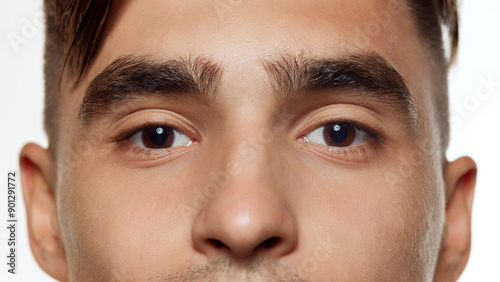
261 51 417 123
78 54 223 126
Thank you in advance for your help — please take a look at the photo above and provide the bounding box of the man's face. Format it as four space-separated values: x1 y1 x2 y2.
54 0 447 280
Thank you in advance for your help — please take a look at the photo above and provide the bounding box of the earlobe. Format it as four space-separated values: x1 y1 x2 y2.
434 156 477 282
20 143 69 281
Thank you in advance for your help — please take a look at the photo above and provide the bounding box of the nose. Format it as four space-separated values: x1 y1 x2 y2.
191 151 298 260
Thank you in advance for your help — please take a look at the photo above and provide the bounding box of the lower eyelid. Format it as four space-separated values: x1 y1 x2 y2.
117 142 197 165
300 135 379 163
131 146 173 157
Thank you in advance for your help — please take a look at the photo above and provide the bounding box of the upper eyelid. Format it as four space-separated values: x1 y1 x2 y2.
110 112 387 146
104 108 200 139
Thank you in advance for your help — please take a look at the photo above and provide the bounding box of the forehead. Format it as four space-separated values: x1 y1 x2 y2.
61 0 438 150
96 0 417 64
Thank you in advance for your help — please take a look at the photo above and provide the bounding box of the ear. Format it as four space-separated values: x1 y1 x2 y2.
434 156 477 282
20 143 69 281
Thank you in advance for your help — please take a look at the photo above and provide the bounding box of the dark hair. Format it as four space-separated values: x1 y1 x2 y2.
43 0 114 151
43 0 458 153
405 0 458 151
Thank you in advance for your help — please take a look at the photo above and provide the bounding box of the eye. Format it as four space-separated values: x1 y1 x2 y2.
304 122 372 147
129 126 192 149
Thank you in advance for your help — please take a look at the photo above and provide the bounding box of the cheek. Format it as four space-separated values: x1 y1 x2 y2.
57 155 198 279
294 154 444 280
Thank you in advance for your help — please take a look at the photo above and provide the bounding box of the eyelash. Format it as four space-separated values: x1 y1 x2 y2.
315 118 385 143
301 117 387 159
111 117 386 161
112 121 188 155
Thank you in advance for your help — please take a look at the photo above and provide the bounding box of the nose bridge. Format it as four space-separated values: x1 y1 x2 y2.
191 119 297 260
209 113 281 191
215 113 285 204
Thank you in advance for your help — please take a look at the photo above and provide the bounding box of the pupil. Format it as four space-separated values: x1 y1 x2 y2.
150 126 168 146
329 123 348 143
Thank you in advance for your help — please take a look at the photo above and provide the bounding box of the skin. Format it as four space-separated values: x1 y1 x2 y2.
20 0 477 281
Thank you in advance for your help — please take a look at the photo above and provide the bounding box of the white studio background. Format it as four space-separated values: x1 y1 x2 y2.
0 1 499 281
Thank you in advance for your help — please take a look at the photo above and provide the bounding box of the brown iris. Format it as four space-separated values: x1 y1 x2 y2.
141 126 174 148
322 122 356 147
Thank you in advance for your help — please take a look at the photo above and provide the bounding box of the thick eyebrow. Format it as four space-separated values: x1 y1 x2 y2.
262 52 417 123
79 52 415 128
78 55 223 126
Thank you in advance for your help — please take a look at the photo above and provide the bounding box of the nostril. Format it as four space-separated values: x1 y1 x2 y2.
207 238 225 248
261 237 280 249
